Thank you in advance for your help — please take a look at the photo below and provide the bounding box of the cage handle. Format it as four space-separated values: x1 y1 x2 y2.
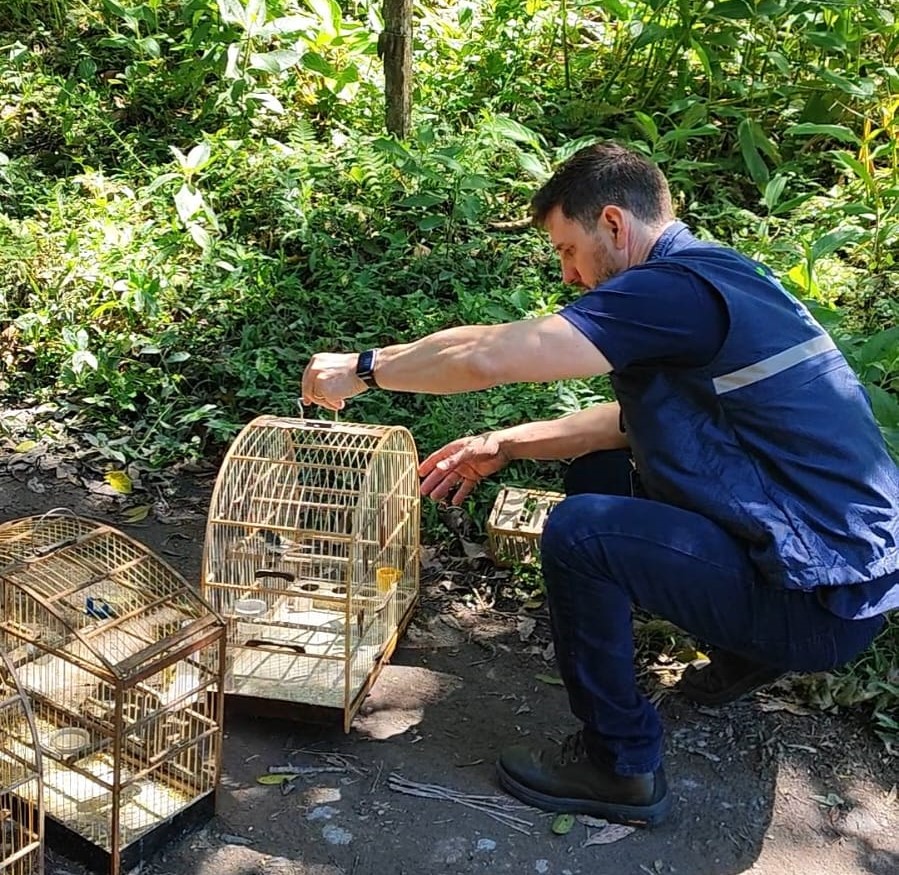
296 398 340 424
27 507 81 558
244 639 307 655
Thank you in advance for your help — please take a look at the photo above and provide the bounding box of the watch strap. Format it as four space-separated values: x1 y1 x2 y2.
356 349 379 388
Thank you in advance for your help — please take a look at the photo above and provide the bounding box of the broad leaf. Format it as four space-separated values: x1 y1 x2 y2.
250 49 302 73
738 118 769 188
174 184 203 223
785 123 860 145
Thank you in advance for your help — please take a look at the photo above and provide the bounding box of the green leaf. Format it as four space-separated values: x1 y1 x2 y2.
784 124 860 145
459 174 492 191
185 142 211 172
247 90 284 113
517 152 550 181
245 0 267 35
633 111 659 145
810 227 865 261
817 70 875 99
762 175 787 211
122 504 153 523
487 115 542 149
710 0 753 18
738 118 769 189
418 215 445 231
551 813 576 835
858 327 899 369
306 0 335 34
217 0 246 27
535 674 564 686
257 773 295 785
659 124 718 144
188 223 212 249
867 385 899 429
14 440 37 454
399 194 445 208
302 51 336 78
250 49 302 73
174 184 203 223
830 151 875 190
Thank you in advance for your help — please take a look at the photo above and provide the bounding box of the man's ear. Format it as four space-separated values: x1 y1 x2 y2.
599 205 628 249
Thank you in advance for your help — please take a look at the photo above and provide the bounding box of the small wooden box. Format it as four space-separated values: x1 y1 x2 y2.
487 486 564 567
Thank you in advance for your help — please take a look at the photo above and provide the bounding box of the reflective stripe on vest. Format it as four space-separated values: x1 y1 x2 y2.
713 334 837 396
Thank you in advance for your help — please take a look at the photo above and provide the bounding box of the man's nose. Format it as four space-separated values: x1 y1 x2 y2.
561 263 581 285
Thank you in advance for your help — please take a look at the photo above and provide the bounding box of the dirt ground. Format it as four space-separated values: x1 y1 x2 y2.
1 464 897 875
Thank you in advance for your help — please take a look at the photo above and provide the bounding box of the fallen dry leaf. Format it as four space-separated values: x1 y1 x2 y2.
104 470 133 494
517 617 537 642
756 697 813 717
583 823 636 846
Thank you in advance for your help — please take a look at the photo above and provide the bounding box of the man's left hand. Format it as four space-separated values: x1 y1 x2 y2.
301 353 367 411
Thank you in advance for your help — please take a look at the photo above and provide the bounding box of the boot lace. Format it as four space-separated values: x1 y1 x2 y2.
558 730 588 766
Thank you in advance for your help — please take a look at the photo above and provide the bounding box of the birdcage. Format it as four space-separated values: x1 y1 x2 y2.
0 652 43 875
202 416 420 731
487 486 565 567
0 513 226 875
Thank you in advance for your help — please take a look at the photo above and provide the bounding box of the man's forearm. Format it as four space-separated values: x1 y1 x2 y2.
491 403 628 461
375 327 494 394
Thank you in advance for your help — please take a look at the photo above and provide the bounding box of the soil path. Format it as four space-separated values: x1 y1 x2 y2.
0 470 896 875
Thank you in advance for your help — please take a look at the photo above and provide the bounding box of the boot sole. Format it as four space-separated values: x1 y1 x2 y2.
496 762 672 827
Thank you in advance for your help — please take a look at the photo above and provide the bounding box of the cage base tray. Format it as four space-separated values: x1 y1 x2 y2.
44 789 215 875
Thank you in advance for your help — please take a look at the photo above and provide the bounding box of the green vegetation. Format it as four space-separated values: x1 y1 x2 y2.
1 0 897 746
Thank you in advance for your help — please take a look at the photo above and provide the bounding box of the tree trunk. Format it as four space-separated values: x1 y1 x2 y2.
380 0 412 139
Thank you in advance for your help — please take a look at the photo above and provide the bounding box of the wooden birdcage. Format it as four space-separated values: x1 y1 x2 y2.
0 513 226 875
0 652 44 875
487 486 565 567
202 416 420 731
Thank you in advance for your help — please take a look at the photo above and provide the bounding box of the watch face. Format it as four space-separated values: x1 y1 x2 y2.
357 350 377 386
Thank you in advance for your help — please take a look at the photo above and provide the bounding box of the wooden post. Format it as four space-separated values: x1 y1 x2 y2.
379 0 412 139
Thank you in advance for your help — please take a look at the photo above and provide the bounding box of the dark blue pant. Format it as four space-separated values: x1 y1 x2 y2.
541 450 885 776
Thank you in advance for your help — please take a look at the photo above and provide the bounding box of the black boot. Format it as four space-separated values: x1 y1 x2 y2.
496 731 671 827
677 649 786 705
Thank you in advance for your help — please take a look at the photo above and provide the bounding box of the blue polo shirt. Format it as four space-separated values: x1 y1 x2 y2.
559 221 898 620
561 223 729 371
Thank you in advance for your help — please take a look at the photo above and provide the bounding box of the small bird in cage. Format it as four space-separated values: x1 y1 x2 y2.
85 595 117 619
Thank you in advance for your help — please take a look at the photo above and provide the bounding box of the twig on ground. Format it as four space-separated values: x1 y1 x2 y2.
387 772 535 834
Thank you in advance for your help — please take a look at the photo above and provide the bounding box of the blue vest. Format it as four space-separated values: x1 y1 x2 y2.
612 236 899 617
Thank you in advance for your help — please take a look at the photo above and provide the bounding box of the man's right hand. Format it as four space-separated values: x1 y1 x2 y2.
419 433 511 505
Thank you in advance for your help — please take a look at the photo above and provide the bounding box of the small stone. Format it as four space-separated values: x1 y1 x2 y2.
536 861 549 874
475 838 497 852
321 824 353 846
306 805 339 821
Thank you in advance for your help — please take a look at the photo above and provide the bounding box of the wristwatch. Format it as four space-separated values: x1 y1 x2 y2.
356 349 380 388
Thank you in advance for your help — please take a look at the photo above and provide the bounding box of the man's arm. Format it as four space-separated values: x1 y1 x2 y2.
301 315 611 408
493 402 628 460
419 403 627 504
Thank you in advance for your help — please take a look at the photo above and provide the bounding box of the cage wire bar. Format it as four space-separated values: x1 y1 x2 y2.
202 416 421 731
0 514 226 875
0 652 43 875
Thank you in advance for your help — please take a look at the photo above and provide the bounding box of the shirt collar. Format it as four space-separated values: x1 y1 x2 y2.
647 221 694 260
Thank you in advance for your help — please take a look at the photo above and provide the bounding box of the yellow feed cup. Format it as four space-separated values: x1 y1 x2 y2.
376 566 402 593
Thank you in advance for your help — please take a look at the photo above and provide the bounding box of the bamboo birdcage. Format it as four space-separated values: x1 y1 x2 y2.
0 513 226 875
487 486 565 567
0 652 43 875
201 416 421 731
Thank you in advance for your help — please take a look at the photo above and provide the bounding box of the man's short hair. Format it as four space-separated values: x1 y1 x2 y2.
531 142 674 229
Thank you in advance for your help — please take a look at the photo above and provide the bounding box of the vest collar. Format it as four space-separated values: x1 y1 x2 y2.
647 221 695 260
